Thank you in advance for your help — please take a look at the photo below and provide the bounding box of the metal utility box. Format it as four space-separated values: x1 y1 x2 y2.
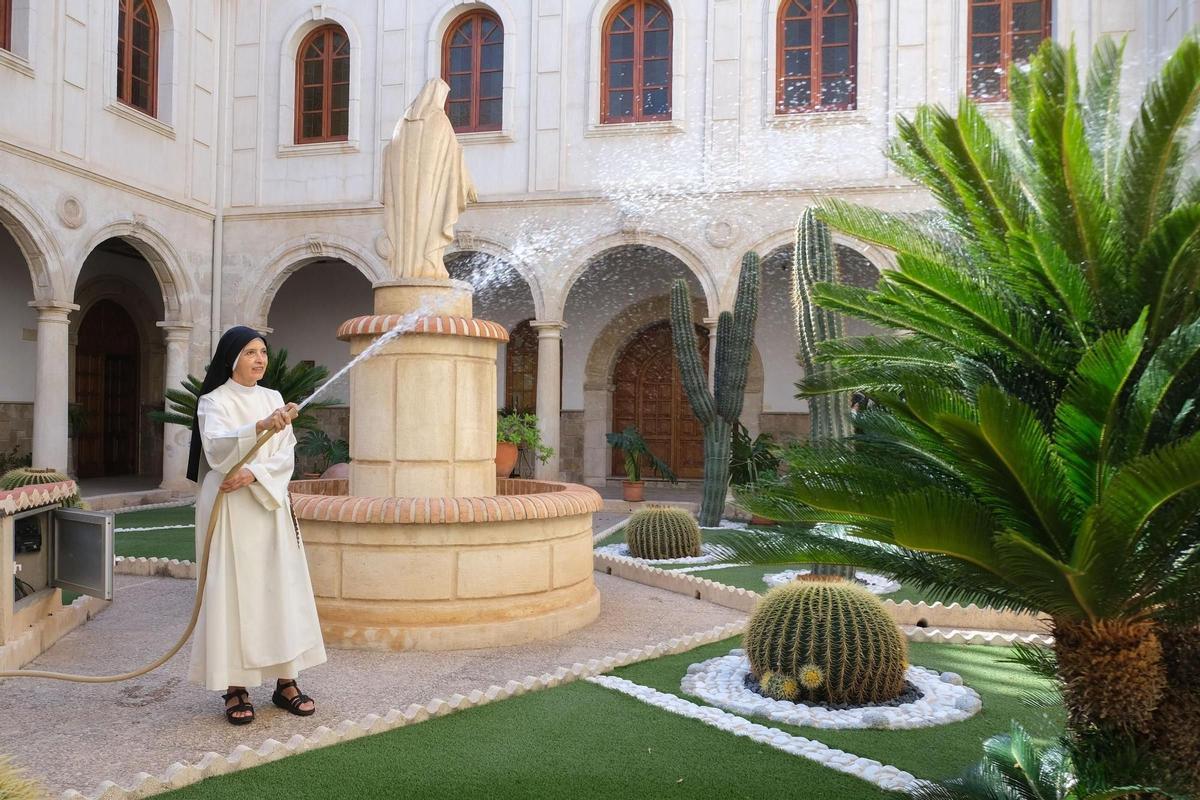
0 482 112 660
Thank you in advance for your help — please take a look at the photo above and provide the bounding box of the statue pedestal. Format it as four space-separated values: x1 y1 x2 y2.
373 278 473 317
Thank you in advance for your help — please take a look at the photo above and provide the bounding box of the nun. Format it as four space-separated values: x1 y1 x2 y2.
186 326 327 725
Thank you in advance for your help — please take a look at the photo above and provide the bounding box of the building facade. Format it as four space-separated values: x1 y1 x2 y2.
1 0 1196 490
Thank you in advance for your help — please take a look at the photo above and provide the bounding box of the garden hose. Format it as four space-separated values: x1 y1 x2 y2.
0 423 285 683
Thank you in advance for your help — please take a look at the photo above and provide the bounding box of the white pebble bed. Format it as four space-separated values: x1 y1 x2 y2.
682 651 981 730
115 524 195 533
593 541 734 565
764 569 901 595
588 674 920 793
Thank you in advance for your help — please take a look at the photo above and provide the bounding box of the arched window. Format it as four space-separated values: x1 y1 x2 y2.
117 0 158 116
776 0 856 113
295 24 350 143
505 320 538 413
443 11 503 133
968 0 1051 101
602 0 671 124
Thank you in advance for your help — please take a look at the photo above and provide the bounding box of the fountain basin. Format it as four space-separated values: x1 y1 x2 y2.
290 477 602 651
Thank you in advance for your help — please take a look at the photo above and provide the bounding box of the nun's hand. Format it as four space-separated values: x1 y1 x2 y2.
256 408 291 434
220 468 256 493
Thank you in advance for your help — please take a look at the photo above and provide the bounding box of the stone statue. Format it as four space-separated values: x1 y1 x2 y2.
382 78 478 280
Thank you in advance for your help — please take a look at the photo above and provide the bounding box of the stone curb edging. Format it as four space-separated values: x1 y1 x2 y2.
113 557 197 580
594 553 1051 636
0 594 109 672
902 626 1054 647
591 517 628 544
96 498 197 515
60 619 749 800
587 674 920 793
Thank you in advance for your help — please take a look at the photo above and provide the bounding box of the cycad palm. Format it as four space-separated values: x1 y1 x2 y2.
736 36 1200 792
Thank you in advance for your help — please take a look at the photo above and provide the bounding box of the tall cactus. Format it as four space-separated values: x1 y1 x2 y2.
793 208 854 441
670 252 761 527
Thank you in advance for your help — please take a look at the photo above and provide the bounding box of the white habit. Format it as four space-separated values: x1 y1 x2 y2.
188 379 327 690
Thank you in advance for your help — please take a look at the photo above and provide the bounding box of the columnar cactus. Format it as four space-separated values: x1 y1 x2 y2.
625 506 702 560
744 580 908 705
670 252 761 527
793 208 854 441
0 467 81 507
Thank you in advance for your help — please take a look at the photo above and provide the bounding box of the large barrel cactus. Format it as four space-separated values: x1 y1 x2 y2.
1 467 81 507
625 506 701 560
670 252 761 526
744 579 907 705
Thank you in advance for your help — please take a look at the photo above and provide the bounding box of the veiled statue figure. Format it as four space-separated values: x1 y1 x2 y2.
382 78 478 280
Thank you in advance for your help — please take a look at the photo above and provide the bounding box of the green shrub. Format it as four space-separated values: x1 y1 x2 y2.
744 579 907 705
625 506 701 560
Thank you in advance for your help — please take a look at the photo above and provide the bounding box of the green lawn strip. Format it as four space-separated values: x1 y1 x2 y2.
597 528 973 605
113 506 197 561
160 680 893 800
613 637 1063 782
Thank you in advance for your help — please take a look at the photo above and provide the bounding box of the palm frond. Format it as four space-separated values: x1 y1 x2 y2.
1083 36 1126 195
1119 315 1200 459
1133 203 1200 343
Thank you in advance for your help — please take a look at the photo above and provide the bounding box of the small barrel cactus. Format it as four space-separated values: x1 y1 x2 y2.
1 467 82 507
745 580 907 705
625 506 701 560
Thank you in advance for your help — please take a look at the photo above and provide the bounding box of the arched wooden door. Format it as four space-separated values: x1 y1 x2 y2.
611 321 707 479
75 299 140 478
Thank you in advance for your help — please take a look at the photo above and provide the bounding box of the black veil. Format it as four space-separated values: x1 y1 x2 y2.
185 326 266 482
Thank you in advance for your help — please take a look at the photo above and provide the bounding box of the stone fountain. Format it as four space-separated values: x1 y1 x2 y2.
288 80 601 651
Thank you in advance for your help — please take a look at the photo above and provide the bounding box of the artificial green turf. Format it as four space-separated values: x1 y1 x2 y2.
160 680 895 799
613 637 1064 781
114 505 197 561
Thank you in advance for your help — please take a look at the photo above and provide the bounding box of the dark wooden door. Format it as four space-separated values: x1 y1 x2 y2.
75 300 140 478
611 321 707 479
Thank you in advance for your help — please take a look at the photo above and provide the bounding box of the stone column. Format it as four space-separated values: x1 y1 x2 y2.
703 316 719 392
29 301 78 471
531 320 565 480
157 322 194 489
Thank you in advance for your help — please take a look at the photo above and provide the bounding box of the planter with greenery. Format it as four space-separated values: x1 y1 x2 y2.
496 411 553 478
734 36 1200 796
729 424 780 524
606 426 677 502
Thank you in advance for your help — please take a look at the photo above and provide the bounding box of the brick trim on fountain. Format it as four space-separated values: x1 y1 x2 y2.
289 478 602 524
336 315 510 342
0 480 78 516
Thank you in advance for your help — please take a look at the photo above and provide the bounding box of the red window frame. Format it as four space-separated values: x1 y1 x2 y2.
601 0 672 124
776 0 857 114
295 24 351 144
1 0 11 51
442 11 504 133
117 0 158 116
968 0 1051 101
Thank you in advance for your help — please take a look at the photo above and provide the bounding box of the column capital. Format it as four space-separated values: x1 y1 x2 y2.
530 319 566 335
157 321 194 341
28 300 79 321
701 316 720 328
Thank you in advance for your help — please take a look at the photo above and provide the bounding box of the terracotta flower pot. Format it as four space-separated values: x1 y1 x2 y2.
495 441 519 477
622 480 645 502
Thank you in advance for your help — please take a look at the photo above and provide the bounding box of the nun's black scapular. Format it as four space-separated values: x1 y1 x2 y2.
186 326 267 482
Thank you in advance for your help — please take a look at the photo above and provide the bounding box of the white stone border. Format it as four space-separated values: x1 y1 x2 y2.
113 556 196 580
594 542 734 565
682 652 981 730
61 620 749 800
115 524 194 532
587 674 920 793
764 569 901 595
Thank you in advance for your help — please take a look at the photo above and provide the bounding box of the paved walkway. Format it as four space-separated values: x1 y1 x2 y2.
0 571 745 797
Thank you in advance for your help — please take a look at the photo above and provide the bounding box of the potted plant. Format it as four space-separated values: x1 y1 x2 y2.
295 429 349 478
606 426 677 502
496 411 554 478
729 424 780 524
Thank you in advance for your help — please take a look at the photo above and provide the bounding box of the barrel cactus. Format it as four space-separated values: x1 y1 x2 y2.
744 579 907 705
625 506 701 560
0 467 81 507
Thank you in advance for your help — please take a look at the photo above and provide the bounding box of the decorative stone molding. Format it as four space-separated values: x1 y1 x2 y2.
290 478 602 524
56 195 85 229
0 480 78 517
335 314 511 342
704 220 738 249
113 556 196 580
374 232 393 259
62 620 747 800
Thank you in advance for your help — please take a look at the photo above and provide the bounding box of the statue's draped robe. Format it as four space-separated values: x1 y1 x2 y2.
188 379 326 690
382 79 478 279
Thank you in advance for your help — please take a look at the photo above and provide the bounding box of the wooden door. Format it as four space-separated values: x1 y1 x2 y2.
75 300 140 478
611 321 707 479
